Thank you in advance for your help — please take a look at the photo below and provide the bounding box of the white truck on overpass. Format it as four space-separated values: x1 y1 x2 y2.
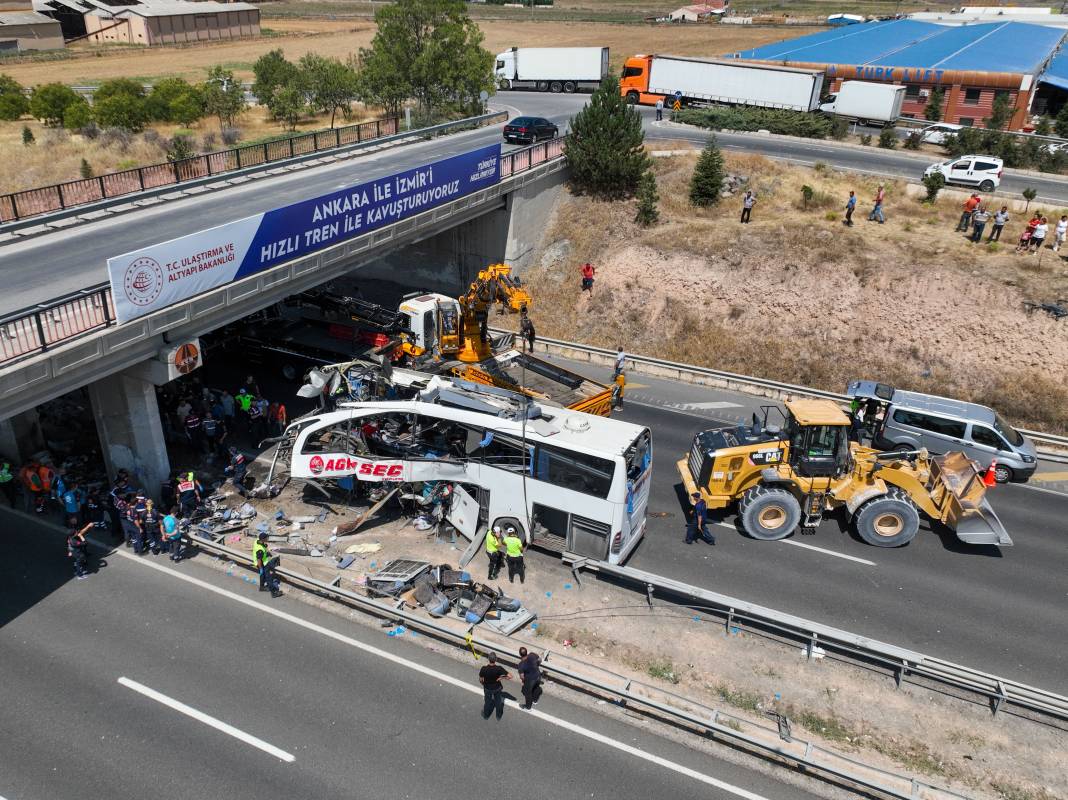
495 46 610 93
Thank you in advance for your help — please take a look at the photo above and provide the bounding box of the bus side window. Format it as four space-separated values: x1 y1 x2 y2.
479 433 530 473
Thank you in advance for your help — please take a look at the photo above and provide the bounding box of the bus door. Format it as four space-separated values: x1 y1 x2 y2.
446 484 481 540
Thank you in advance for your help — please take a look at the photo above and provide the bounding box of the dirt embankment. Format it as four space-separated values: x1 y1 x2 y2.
521 150 1068 434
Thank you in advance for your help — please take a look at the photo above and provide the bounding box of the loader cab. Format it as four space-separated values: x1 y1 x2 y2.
782 399 852 478
398 294 462 355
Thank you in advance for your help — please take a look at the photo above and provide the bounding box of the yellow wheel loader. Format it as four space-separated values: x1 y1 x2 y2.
676 398 1012 548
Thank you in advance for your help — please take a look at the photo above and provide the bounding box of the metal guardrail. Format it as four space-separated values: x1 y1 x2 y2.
0 115 404 224
181 530 971 800
522 332 1068 462
0 136 560 369
562 554 1068 726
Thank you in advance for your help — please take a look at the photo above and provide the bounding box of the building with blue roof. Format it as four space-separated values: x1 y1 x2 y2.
731 19 1067 129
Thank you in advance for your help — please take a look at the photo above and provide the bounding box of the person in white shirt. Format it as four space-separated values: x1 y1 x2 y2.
1054 215 1068 252
613 347 626 378
1030 217 1049 253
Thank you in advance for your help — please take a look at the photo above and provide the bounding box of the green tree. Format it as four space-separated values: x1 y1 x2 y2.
925 86 945 122
689 135 726 207
22 125 34 145
94 78 145 105
922 171 944 203
299 54 358 127
1022 187 1037 211
985 91 1013 131
63 98 94 130
357 0 493 119
829 116 847 140
201 66 246 128
1055 104 1068 139
94 93 148 132
170 90 206 127
253 49 299 111
79 158 93 179
268 84 307 131
800 184 814 209
145 77 199 121
634 170 659 226
878 128 897 149
566 78 649 198
29 83 81 126
0 74 28 121
1034 115 1052 136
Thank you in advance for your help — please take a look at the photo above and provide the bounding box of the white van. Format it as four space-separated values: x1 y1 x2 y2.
919 122 963 144
923 154 1003 192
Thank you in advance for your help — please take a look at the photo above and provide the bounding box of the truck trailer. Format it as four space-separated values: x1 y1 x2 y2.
818 81 906 126
620 54 825 111
495 46 610 93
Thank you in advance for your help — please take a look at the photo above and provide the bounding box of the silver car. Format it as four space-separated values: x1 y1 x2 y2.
846 381 1037 483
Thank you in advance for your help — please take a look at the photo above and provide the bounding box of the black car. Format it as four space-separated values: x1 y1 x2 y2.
503 116 558 145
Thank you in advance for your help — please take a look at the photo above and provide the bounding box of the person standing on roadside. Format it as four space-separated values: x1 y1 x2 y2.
519 309 536 353
478 653 510 721
655 97 664 121
612 371 626 410
580 262 595 296
485 525 504 580
988 206 1008 243
1030 216 1049 252
740 190 755 223
970 206 990 243
254 531 283 597
1054 215 1068 252
517 647 543 709
613 347 626 379
162 506 182 562
685 491 715 545
844 190 856 227
503 526 525 584
868 184 886 223
957 193 980 232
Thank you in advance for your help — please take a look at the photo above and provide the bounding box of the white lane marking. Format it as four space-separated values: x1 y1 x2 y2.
678 401 743 410
117 676 295 763
712 523 876 565
780 540 876 566
110 547 771 800
1009 481 1068 498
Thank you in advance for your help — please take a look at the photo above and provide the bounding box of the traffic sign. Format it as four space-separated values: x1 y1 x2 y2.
672 99 681 111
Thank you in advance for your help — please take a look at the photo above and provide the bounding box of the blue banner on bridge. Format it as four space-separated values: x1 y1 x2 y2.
108 144 502 323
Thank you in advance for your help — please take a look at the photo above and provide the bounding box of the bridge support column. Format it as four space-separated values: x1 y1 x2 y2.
502 171 564 268
0 408 46 464
87 371 170 501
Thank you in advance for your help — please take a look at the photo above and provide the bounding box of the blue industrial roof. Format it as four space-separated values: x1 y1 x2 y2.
1041 50 1068 90
734 19 1065 75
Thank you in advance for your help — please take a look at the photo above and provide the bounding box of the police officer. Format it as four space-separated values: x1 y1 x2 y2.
502 526 525 585
67 521 93 580
185 408 203 453
202 412 222 458
225 448 247 496
141 498 163 555
108 474 130 539
485 525 504 580
121 494 143 553
253 532 282 598
177 472 201 518
1 459 18 508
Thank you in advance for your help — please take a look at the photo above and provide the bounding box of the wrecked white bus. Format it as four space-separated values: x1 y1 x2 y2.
277 379 652 565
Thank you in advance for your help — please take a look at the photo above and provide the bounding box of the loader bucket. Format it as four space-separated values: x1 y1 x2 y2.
929 452 1014 547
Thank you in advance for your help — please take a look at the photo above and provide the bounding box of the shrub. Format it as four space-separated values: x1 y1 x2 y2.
79 158 93 179
201 131 217 151
22 125 34 145
142 128 163 147
166 134 196 162
878 128 897 149
689 135 726 207
925 86 944 122
94 78 145 104
100 126 133 151
221 126 241 145
813 161 828 174
634 169 659 226
830 116 847 140
0 74 28 121
1034 116 1052 136
922 171 945 203
79 121 101 140
903 131 921 150
29 83 81 126
94 94 148 132
62 98 93 131
859 134 872 146
675 106 832 139
824 210 838 221
800 184 814 208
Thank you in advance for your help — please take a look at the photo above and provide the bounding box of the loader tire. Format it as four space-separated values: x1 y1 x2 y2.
739 486 800 541
854 489 919 547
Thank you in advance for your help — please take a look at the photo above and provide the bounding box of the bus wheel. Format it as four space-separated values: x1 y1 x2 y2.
493 516 526 540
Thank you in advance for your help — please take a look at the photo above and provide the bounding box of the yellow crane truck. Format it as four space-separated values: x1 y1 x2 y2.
676 398 1012 548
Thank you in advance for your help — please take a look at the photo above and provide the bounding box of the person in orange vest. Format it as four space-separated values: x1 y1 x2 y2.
580 262 595 296
20 461 45 513
274 402 287 436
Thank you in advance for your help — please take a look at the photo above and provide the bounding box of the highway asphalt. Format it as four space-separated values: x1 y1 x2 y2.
541 354 1068 695
7 90 1068 317
0 509 824 800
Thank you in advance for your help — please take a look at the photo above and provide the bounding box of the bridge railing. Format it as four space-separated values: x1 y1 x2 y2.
0 116 400 223
0 138 567 367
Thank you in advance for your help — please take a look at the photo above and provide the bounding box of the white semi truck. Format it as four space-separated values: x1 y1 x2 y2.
619 54 825 111
818 81 906 126
495 46 610 93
